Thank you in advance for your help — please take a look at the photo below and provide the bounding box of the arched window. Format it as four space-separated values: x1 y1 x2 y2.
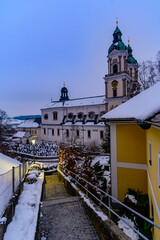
88 112 95 119
113 64 118 74
44 114 48 120
68 113 73 119
77 112 83 119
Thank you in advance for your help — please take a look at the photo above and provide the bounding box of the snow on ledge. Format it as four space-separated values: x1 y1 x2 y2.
3 172 44 240
78 191 108 221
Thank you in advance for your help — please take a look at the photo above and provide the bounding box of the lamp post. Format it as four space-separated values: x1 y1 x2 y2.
31 139 36 164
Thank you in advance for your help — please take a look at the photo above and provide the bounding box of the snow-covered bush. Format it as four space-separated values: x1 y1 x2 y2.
58 145 108 196
122 189 152 240
27 173 38 184
28 162 42 172
41 163 57 171
27 163 42 183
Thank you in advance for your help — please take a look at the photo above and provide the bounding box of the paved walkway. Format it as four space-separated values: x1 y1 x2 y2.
37 173 100 240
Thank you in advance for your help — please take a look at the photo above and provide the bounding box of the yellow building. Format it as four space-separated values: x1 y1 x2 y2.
103 82 160 239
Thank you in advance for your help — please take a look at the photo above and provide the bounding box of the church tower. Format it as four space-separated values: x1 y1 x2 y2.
104 20 139 111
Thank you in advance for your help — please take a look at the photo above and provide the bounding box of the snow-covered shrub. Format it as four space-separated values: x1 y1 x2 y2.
41 163 57 171
28 162 42 172
27 173 38 184
27 163 41 183
58 145 107 198
122 189 152 240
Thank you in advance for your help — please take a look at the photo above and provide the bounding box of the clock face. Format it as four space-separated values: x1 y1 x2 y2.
112 80 118 88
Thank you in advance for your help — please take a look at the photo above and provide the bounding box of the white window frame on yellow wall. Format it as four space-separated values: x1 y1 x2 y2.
149 140 152 166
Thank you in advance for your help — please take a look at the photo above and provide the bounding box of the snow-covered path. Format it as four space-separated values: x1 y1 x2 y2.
37 174 100 240
3 172 44 240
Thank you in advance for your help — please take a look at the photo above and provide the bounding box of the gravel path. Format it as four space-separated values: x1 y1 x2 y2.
37 173 100 240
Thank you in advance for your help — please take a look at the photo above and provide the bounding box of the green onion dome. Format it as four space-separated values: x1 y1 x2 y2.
108 26 127 54
127 43 137 64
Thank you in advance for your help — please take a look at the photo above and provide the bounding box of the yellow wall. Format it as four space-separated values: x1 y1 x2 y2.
117 124 146 164
117 167 147 201
146 126 160 238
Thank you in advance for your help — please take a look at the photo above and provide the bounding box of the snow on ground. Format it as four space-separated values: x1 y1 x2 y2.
3 172 44 240
91 155 110 167
0 153 20 174
118 215 139 240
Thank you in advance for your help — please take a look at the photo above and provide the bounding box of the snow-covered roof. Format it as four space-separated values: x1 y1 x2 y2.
42 95 105 109
102 82 160 121
18 119 39 128
3 118 24 126
13 132 26 138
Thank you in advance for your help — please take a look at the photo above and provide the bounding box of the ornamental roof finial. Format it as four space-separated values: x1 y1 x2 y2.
63 82 65 87
116 17 118 27
128 38 130 45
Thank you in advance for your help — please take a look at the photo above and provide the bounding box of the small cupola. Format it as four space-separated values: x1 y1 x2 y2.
59 83 69 101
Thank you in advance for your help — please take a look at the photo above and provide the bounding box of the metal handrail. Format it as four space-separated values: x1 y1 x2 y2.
58 166 160 240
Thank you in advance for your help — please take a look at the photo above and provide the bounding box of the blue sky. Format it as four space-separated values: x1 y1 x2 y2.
0 0 160 116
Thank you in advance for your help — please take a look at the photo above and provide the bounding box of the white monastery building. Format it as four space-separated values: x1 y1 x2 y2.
41 90 106 145
40 21 139 146
16 21 139 146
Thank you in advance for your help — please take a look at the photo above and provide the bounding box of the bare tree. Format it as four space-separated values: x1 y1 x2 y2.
138 61 157 91
156 50 160 80
138 52 160 91
0 109 8 141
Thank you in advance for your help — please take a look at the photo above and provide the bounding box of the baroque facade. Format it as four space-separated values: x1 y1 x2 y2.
105 20 139 111
40 21 139 146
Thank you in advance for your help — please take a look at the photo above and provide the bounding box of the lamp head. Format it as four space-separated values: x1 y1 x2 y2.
31 139 36 145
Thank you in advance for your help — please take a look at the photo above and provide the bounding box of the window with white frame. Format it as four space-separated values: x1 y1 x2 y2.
66 129 69 138
88 130 91 139
52 129 54 136
100 130 104 139
149 140 152 166
53 112 58 120
76 129 79 138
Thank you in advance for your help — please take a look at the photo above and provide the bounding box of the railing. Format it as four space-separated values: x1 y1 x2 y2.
0 162 28 217
59 167 160 240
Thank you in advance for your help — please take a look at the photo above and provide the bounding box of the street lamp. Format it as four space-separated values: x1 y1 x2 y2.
31 138 36 163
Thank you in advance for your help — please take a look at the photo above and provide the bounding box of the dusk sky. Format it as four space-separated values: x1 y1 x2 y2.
0 0 160 117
